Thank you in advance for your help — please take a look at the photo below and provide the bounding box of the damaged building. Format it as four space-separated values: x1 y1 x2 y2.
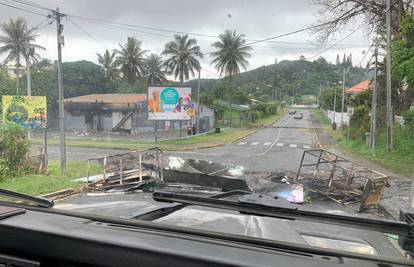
64 94 214 134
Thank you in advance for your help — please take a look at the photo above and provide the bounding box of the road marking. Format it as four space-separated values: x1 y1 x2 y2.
250 142 259 146
263 142 271 146
289 144 298 148
303 145 311 149
276 143 284 147
237 142 247 146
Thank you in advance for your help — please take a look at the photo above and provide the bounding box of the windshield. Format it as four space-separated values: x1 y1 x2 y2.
0 0 413 262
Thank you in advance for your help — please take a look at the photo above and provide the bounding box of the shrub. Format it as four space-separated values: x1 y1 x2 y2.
0 123 30 178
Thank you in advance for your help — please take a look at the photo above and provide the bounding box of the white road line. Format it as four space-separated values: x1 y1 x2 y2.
237 142 247 145
289 144 298 148
276 143 284 147
263 142 271 146
303 145 311 149
250 142 259 146
259 116 293 156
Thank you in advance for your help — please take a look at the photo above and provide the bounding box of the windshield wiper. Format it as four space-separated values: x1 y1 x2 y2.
132 190 250 221
0 188 54 208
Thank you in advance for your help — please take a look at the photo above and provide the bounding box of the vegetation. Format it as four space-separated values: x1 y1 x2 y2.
145 53 167 85
314 109 414 177
0 124 30 178
0 17 44 93
114 37 147 84
0 160 101 196
96 49 118 80
162 34 203 85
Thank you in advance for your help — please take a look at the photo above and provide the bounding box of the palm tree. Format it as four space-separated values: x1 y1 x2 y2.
162 34 203 85
210 30 252 127
96 49 118 80
145 53 167 85
114 37 147 84
0 17 44 93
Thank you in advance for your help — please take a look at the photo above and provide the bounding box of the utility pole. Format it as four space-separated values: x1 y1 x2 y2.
197 68 201 133
318 81 322 107
341 68 346 127
25 46 32 140
333 86 337 125
386 0 393 152
370 44 378 153
51 8 66 175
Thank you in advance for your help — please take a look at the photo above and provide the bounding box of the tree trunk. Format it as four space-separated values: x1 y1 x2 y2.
15 55 20 94
229 76 233 128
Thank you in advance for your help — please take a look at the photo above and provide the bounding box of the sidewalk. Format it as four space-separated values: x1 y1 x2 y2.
311 111 412 220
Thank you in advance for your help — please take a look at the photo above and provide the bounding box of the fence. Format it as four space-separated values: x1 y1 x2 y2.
323 110 350 127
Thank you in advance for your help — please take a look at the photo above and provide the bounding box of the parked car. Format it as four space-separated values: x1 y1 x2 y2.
294 113 303 119
288 109 296 115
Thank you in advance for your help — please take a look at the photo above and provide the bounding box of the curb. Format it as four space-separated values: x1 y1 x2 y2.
229 129 257 144
40 188 77 200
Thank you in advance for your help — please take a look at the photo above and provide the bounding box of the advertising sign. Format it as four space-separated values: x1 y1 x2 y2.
2 95 47 129
148 86 194 120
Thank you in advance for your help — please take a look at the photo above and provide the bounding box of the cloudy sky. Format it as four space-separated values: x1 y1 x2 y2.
0 0 372 79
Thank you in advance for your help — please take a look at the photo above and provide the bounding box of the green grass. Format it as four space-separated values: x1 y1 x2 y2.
0 161 101 196
31 128 254 150
249 111 286 127
314 110 414 177
313 109 331 127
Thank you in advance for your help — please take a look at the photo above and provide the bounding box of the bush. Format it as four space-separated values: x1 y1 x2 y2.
404 109 414 125
349 105 370 140
0 123 30 178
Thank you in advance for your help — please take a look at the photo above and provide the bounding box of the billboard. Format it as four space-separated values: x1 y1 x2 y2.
2 95 47 129
148 86 195 120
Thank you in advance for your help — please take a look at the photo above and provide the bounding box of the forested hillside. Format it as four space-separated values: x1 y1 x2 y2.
187 57 370 104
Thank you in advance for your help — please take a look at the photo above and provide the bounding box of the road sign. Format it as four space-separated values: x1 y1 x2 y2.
347 107 354 116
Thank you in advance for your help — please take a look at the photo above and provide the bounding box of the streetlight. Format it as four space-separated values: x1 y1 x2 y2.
266 84 276 104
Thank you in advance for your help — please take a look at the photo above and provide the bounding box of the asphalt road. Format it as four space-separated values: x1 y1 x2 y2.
167 109 315 173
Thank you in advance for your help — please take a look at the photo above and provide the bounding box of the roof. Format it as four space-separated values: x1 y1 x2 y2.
345 80 371 94
64 94 147 104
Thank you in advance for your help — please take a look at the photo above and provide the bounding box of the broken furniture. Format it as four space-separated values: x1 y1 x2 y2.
296 149 388 212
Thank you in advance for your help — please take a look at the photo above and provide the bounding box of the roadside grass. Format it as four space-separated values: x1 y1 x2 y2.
249 111 287 127
0 161 101 196
314 109 414 177
31 128 255 150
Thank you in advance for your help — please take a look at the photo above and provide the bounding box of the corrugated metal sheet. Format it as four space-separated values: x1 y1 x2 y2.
64 94 147 104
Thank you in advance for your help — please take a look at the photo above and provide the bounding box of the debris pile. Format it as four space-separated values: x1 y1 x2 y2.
296 149 388 212
85 149 163 192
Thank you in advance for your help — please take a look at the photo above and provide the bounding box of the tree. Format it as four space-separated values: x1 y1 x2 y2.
336 54 340 65
96 49 118 81
211 30 252 127
211 30 252 78
299 55 306 61
392 11 414 112
0 17 43 93
162 34 203 85
311 0 410 41
115 37 147 84
145 53 167 85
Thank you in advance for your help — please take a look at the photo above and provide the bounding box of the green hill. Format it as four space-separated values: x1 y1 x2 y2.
186 58 370 103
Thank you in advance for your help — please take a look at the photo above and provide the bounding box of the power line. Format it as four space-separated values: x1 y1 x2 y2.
307 26 363 60
0 0 46 16
68 17 109 50
8 0 51 11
356 42 375 67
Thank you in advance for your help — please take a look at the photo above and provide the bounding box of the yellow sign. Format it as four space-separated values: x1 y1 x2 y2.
2 95 47 129
187 109 196 117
